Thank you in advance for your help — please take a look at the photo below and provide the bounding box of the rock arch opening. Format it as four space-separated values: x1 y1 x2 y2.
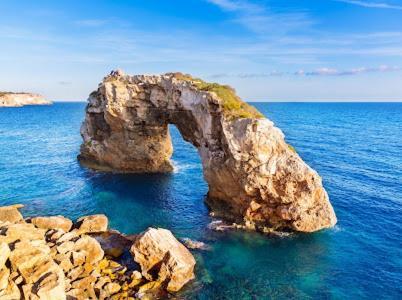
168 124 203 174
79 70 337 233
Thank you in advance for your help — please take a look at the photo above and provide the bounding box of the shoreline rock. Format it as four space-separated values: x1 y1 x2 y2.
0 92 52 107
131 228 196 292
0 204 196 299
181 238 210 251
79 70 337 233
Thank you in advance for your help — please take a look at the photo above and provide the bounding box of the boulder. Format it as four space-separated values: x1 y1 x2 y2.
131 228 195 292
31 216 73 232
92 230 134 258
76 214 108 234
0 204 24 223
73 236 104 264
181 238 210 250
9 240 66 300
0 223 46 244
101 282 121 298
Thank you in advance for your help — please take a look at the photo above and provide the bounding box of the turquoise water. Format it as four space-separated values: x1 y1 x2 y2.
0 102 401 299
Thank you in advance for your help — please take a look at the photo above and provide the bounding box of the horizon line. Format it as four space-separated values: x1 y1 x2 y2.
52 99 402 103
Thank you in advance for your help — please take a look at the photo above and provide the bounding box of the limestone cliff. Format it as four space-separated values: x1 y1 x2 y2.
0 92 52 107
79 70 337 233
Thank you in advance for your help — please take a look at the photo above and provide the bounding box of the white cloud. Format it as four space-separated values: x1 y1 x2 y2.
209 65 401 78
335 0 402 10
206 0 313 34
206 0 261 12
299 65 401 76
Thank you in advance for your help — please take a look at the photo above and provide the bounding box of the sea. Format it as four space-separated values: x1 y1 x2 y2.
0 102 401 299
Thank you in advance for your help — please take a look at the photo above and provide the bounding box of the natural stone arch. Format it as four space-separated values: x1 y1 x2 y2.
79 70 337 233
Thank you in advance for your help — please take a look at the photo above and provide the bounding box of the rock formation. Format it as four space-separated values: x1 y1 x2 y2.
0 204 196 299
0 92 51 107
131 228 196 292
79 70 337 233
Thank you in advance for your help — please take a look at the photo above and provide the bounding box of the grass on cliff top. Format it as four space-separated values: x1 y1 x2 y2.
171 72 264 120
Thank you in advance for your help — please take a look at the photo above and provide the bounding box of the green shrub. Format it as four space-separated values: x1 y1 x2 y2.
171 73 264 120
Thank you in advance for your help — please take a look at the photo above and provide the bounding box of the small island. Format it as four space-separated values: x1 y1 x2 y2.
0 92 52 107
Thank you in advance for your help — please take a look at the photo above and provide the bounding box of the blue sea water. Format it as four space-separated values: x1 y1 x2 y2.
0 102 401 299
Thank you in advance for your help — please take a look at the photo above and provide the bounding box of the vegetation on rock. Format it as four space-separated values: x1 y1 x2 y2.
81 70 337 233
287 144 296 153
171 72 264 120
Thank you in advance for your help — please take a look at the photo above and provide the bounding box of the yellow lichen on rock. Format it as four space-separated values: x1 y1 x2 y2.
0 204 196 299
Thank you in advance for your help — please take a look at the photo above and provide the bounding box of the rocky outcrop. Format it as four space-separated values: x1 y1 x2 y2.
131 228 196 292
79 70 337 233
0 204 196 299
0 92 52 107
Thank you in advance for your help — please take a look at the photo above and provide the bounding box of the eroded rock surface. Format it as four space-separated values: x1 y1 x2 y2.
0 204 24 223
0 204 196 299
79 70 337 232
76 214 108 234
31 216 73 232
131 228 196 292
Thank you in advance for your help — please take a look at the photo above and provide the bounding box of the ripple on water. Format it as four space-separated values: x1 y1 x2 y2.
0 102 401 298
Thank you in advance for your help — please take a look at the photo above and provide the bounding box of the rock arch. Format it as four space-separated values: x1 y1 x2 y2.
79 70 337 233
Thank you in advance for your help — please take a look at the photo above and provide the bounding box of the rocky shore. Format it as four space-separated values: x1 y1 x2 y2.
0 92 51 107
0 204 196 299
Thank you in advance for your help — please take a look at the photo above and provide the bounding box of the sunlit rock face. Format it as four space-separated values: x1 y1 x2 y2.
79 70 337 233
0 92 51 107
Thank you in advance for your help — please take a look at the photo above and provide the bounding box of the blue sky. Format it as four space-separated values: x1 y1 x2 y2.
1 0 402 101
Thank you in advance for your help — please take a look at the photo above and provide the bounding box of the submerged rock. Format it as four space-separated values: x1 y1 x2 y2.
79 71 337 233
131 228 196 292
181 238 210 251
207 220 236 232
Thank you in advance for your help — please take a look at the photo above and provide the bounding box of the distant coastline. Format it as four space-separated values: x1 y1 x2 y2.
0 92 52 107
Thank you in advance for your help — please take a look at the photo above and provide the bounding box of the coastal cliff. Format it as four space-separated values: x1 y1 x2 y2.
0 92 51 107
0 204 196 299
79 70 337 233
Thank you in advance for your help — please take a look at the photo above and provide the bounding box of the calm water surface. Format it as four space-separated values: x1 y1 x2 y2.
0 102 401 299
